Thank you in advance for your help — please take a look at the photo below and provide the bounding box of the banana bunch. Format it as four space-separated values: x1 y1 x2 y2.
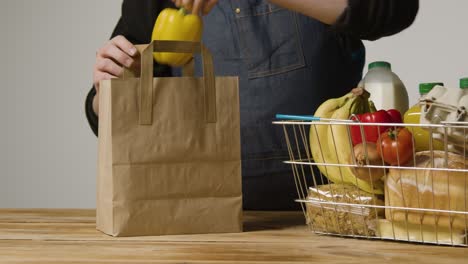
309 88 384 194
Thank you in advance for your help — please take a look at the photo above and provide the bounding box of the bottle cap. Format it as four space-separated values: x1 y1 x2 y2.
369 61 391 70
460 78 468 89
419 83 444 95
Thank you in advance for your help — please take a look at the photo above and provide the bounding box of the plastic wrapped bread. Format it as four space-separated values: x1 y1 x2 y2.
306 184 384 236
385 151 468 230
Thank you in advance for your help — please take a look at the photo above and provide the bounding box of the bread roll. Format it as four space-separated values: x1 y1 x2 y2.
385 151 468 230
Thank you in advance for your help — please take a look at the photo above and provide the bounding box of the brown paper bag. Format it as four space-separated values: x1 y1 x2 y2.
97 41 242 237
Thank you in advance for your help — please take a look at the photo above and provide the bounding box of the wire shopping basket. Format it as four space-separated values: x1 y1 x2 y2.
274 114 468 247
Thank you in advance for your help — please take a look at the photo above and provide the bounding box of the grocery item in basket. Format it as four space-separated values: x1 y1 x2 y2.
376 219 467 245
309 88 384 194
404 82 445 152
376 127 414 166
385 151 468 230
360 61 409 114
350 109 401 146
306 184 384 236
351 142 387 183
420 82 468 153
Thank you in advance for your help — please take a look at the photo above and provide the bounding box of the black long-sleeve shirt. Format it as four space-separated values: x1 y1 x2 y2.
334 0 419 40
85 0 419 136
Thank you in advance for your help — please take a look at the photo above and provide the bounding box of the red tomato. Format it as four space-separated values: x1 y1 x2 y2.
376 128 414 166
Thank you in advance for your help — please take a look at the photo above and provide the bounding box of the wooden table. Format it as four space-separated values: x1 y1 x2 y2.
0 209 466 263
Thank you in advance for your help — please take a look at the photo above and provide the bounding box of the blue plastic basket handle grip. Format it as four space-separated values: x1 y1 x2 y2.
275 114 321 121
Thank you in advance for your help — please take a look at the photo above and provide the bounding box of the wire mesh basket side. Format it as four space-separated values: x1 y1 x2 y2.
274 119 468 246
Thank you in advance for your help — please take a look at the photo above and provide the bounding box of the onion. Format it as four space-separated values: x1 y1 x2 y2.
351 142 387 183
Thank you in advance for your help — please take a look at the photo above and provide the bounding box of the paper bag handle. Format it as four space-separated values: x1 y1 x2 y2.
122 52 195 78
124 41 217 125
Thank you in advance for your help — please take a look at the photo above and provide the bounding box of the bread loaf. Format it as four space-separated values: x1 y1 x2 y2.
376 220 467 245
306 184 384 236
385 151 468 230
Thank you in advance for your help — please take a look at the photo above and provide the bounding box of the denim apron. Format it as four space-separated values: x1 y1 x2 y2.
193 0 365 210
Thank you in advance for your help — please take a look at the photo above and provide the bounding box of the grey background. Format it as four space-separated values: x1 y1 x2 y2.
1 0 467 208
1 0 120 208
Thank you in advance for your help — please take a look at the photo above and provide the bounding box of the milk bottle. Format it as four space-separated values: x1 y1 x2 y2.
361 61 409 114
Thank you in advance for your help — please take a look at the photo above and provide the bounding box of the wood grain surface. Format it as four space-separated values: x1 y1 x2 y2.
0 209 466 263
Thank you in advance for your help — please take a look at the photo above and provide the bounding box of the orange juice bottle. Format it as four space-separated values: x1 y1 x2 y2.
404 83 445 152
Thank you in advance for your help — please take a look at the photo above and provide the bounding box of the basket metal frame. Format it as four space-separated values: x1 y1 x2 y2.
273 118 468 247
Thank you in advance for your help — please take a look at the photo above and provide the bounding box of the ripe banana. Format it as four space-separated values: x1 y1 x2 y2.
309 91 354 177
309 89 384 194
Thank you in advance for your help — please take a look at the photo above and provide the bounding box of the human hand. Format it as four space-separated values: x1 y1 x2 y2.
171 0 218 16
93 35 137 93
92 35 137 115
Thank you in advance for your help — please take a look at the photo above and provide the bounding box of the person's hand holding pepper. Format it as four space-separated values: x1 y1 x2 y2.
172 0 218 16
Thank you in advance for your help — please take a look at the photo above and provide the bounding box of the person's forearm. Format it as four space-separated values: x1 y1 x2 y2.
333 0 419 41
268 0 347 25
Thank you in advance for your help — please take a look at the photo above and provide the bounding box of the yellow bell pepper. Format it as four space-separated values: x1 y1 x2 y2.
152 8 203 66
